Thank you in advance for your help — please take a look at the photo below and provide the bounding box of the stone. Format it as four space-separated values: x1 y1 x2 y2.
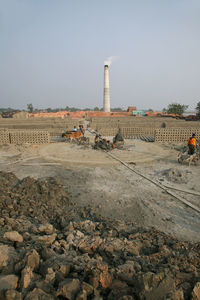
5 289 22 300
119 296 135 300
140 274 175 300
191 282 200 300
45 268 55 283
26 250 40 271
35 233 57 245
38 224 54 235
20 267 33 289
25 288 54 300
0 245 17 270
99 271 112 289
0 274 18 291
3 231 23 243
76 290 87 300
56 278 80 299
82 282 94 296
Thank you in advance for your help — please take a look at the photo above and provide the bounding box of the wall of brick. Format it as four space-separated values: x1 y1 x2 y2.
98 127 155 138
155 128 200 143
0 130 10 144
9 130 50 144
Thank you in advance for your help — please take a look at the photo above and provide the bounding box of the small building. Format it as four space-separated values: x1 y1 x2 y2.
132 110 145 116
127 106 137 112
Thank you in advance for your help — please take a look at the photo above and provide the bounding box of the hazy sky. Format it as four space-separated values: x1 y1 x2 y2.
0 0 200 111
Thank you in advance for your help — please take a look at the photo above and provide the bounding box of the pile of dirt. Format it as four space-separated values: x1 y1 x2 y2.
0 171 200 300
0 171 70 225
161 168 189 184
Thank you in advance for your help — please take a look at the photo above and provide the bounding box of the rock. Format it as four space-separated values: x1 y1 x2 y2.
45 268 55 283
191 282 200 300
117 261 135 281
108 280 133 300
56 278 80 299
76 290 87 300
3 231 23 243
99 271 112 289
82 282 94 296
119 296 135 300
26 250 40 271
20 267 33 289
0 274 18 292
0 245 17 270
4 289 22 300
38 224 54 235
40 256 71 279
172 288 184 300
66 233 74 243
139 274 175 300
78 237 102 255
35 233 57 245
25 288 55 300
92 295 103 300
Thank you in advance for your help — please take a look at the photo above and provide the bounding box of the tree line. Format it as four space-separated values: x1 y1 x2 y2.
1 102 200 117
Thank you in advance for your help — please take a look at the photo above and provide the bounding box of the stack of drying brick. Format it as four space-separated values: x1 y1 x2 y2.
155 128 200 143
97 127 155 138
0 129 10 144
9 130 50 144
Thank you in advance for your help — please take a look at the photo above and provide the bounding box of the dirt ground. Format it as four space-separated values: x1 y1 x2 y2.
0 136 199 243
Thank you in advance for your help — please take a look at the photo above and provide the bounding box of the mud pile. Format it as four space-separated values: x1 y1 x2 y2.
0 171 200 300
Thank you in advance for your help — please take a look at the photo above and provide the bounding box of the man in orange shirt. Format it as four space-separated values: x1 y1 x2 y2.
188 133 196 155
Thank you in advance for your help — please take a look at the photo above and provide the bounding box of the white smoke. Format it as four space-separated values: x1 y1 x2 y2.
104 56 118 66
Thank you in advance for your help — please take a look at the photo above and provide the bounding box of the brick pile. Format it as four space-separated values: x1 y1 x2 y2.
98 127 155 138
155 128 200 142
0 130 10 144
9 130 50 144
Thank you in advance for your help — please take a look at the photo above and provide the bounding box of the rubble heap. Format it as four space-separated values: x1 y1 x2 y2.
0 171 199 300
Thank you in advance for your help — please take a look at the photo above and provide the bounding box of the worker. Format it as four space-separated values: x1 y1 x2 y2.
73 126 77 132
94 134 100 144
79 125 85 136
188 133 196 155
113 128 124 144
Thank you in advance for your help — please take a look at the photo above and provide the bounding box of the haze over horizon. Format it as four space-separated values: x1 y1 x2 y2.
0 0 200 111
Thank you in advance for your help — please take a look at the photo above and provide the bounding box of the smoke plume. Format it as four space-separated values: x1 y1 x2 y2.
104 56 118 66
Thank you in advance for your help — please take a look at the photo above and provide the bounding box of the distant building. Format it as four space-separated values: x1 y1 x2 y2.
127 106 137 112
132 110 145 116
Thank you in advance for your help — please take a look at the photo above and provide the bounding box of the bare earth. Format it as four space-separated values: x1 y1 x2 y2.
0 138 199 242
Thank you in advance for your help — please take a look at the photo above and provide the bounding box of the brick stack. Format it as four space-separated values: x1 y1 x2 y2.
155 128 200 143
0 130 10 144
97 127 155 138
9 130 50 144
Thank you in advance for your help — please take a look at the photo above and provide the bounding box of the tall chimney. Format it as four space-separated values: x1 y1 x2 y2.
103 64 110 112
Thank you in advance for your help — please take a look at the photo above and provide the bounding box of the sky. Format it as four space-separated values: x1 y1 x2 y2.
0 0 200 111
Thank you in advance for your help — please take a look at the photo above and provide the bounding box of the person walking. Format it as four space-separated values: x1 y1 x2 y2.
188 133 196 155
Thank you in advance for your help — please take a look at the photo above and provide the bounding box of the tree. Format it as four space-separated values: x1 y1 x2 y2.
27 103 33 113
196 101 200 117
167 103 188 115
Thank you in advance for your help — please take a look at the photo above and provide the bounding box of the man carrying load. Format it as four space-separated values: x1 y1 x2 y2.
188 133 196 155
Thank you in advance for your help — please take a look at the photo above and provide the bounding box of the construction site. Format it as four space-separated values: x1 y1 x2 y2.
0 113 200 300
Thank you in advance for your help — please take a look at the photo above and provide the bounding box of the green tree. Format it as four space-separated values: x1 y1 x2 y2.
27 103 33 113
167 103 188 115
196 101 200 117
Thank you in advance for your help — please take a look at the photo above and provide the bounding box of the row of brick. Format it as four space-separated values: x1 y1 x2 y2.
0 130 50 144
97 127 200 142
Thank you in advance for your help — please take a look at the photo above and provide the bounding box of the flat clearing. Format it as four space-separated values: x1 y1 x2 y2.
1 137 199 242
